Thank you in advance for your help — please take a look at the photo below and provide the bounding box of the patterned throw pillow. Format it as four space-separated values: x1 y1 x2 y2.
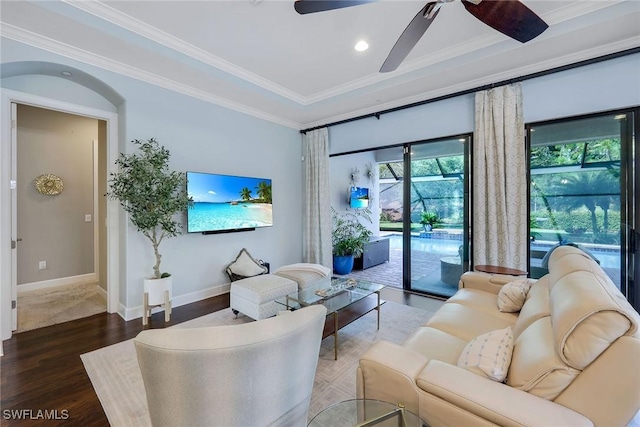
457 327 514 382
225 248 267 281
497 279 532 312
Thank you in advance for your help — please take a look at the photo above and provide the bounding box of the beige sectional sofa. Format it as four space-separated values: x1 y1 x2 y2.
357 246 640 427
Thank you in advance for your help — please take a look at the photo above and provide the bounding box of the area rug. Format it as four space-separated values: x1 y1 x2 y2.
81 300 439 426
17 281 106 333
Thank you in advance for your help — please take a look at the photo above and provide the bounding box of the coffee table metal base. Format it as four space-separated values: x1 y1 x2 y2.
326 291 382 360
308 399 427 427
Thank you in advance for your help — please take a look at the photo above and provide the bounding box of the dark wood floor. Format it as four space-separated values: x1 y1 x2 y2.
0 288 441 426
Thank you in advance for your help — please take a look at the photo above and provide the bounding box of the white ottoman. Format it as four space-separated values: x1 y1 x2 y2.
230 274 298 320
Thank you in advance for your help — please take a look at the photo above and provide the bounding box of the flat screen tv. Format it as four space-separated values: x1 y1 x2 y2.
350 186 369 209
186 171 273 234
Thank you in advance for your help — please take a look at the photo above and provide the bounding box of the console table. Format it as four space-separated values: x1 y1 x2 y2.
354 236 390 270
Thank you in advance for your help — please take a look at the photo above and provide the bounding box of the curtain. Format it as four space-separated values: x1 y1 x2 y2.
303 128 332 267
473 83 527 270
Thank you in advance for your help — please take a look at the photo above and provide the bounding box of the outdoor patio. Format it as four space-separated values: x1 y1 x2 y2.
346 234 461 298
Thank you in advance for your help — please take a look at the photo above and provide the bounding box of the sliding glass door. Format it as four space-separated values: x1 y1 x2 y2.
406 137 470 296
528 110 637 299
377 135 471 297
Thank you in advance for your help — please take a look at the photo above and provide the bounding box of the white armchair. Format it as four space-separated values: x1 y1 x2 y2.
134 305 327 427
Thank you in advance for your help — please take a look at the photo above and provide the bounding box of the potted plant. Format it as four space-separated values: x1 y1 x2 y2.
420 211 440 232
107 138 191 320
331 207 373 275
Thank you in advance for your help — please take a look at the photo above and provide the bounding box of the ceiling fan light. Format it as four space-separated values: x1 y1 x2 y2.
354 40 369 52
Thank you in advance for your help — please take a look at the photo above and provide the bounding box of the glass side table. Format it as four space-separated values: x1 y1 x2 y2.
308 399 427 427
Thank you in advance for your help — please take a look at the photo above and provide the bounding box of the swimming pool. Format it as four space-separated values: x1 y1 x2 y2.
384 234 621 269
385 234 461 255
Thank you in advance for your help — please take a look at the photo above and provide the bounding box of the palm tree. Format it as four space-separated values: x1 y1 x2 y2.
239 187 252 201
256 181 272 203
552 170 618 242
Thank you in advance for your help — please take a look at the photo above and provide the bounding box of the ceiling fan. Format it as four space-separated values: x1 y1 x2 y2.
294 0 549 73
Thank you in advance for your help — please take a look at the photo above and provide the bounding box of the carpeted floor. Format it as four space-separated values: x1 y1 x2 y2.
17 281 107 333
81 300 440 426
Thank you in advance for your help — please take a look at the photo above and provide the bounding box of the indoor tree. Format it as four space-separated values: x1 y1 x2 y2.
107 138 191 279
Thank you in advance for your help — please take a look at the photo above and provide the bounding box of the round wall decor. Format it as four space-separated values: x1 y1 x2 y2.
34 174 64 196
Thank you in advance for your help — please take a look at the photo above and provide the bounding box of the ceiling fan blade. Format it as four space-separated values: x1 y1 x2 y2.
380 2 441 73
462 0 548 43
294 0 376 15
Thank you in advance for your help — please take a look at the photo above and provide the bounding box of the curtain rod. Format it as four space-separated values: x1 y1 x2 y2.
300 46 640 134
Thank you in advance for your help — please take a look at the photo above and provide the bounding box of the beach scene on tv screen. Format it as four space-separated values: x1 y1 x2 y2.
187 172 273 232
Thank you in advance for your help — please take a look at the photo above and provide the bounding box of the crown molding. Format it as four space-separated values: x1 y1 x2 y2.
0 23 301 129
301 37 640 129
62 0 307 105
7 0 632 112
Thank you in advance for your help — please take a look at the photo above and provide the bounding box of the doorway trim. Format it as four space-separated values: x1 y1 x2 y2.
1 88 120 340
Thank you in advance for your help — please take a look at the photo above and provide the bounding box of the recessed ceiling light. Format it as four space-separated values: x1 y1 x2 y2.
458 138 466 142
61 71 72 77
354 40 369 52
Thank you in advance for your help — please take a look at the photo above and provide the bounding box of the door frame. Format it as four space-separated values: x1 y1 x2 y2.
1 89 120 340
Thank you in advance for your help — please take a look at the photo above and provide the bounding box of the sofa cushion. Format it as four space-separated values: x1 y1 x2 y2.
512 276 551 339
426 303 516 342
446 288 501 315
550 269 639 369
457 326 513 382
498 279 532 312
403 327 468 365
507 317 580 400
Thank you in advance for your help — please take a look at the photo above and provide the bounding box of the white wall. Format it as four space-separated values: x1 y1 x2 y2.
1 39 304 335
329 151 380 235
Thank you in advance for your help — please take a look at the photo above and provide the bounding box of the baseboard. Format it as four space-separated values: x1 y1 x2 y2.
95 284 107 301
121 282 231 321
18 273 97 293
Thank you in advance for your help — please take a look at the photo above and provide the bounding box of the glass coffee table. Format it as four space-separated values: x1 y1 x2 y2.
308 399 427 427
275 277 385 360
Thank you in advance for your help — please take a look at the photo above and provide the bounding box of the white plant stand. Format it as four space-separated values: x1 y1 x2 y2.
142 276 172 325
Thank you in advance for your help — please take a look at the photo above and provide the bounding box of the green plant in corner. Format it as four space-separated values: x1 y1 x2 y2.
331 207 373 258
107 138 192 279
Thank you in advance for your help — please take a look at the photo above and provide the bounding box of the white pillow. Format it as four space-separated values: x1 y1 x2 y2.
498 279 532 312
457 326 514 382
228 248 267 277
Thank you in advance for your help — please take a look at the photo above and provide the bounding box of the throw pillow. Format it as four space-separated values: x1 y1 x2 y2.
498 279 532 312
226 248 267 280
457 326 514 382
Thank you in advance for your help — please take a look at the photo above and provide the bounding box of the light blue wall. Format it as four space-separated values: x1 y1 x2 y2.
328 53 640 155
1 39 303 316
